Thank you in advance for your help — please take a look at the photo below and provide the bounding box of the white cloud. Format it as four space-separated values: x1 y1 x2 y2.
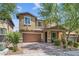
34 3 40 8
33 3 40 10
17 6 22 12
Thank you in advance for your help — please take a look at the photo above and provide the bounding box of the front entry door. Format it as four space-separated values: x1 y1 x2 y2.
51 32 57 43
45 32 47 43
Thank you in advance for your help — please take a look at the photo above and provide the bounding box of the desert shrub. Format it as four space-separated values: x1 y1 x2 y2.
54 40 61 46
7 32 20 52
68 40 74 46
73 42 79 48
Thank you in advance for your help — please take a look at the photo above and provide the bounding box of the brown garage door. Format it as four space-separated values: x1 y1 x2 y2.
23 33 41 42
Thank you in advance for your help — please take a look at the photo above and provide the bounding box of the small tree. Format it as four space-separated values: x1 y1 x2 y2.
63 3 79 40
39 3 62 27
7 32 20 52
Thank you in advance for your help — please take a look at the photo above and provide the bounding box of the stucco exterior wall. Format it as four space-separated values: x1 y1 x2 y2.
58 32 63 40
0 21 7 28
0 20 13 32
8 25 13 32
47 31 51 42
19 14 36 31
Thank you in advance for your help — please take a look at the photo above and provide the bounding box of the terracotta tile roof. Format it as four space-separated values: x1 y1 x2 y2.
45 25 67 31
8 20 14 26
16 12 37 19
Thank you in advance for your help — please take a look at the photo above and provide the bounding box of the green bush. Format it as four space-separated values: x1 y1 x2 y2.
74 42 79 48
54 40 61 46
68 40 74 46
7 32 20 52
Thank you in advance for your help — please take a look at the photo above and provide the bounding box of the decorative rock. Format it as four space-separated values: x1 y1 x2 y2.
0 48 9 55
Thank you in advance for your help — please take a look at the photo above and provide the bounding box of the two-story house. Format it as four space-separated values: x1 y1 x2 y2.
17 12 66 42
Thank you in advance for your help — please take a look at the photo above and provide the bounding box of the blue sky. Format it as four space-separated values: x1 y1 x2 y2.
12 3 40 31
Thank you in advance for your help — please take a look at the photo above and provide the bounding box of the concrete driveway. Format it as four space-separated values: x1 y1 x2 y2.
19 42 78 56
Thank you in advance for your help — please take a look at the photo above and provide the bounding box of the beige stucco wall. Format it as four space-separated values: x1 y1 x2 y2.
0 20 13 32
19 14 36 31
58 32 63 40
41 33 45 42
46 30 51 42
8 25 13 32
0 21 7 28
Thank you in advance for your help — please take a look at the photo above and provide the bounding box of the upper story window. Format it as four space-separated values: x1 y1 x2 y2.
24 16 31 25
38 21 42 26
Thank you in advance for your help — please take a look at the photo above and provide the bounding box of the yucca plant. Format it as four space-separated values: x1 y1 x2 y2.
7 32 20 52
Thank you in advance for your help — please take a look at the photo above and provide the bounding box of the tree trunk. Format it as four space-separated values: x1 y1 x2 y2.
61 31 68 48
13 44 17 52
66 31 71 41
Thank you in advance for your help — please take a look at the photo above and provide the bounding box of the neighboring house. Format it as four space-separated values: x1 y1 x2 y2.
17 12 66 42
0 20 14 33
66 32 78 42
0 20 14 42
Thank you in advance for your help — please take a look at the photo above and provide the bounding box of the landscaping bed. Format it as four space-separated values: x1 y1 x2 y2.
0 42 9 55
6 47 23 55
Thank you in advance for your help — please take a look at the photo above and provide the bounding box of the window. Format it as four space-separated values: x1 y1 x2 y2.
24 16 31 25
0 28 6 34
38 22 42 26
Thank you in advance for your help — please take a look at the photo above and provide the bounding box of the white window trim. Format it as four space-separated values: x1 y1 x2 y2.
24 16 31 25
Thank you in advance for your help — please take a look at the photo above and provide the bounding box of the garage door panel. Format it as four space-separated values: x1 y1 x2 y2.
23 33 41 42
